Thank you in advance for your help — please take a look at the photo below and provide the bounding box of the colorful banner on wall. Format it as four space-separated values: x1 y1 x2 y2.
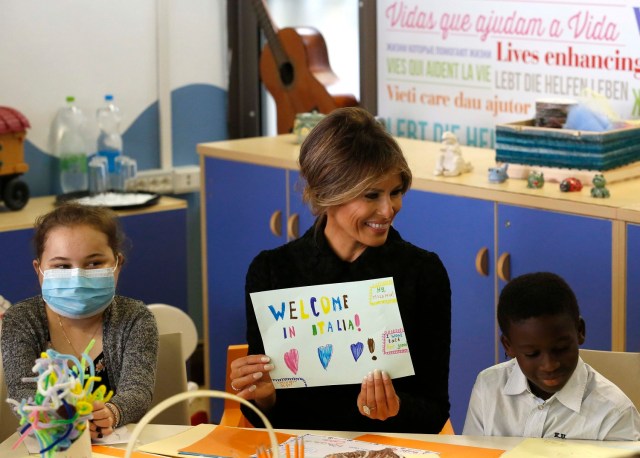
377 0 640 148
250 277 415 389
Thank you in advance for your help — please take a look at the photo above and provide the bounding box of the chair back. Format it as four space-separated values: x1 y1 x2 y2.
149 332 190 425
579 348 640 410
220 343 253 427
439 418 455 435
148 304 198 361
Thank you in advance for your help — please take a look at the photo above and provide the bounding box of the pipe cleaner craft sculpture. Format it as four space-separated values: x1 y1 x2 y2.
6 340 111 458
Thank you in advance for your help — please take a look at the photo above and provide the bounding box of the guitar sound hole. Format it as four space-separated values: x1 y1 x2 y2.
279 63 294 86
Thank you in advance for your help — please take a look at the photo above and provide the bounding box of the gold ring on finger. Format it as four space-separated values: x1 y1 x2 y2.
363 405 375 415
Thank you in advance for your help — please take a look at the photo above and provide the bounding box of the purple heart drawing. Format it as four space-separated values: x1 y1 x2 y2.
284 348 299 375
317 344 333 370
351 342 364 362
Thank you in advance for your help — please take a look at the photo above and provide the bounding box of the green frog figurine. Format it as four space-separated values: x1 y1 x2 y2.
527 171 544 189
590 173 610 198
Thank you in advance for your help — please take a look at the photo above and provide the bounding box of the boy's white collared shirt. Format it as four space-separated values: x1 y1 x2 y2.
463 357 640 440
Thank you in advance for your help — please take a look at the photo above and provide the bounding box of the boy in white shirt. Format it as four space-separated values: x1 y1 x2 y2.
463 272 640 440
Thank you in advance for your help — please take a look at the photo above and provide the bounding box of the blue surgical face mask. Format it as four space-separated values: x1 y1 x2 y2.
40 260 118 319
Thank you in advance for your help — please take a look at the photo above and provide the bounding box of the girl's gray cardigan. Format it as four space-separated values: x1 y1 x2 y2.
1 295 159 426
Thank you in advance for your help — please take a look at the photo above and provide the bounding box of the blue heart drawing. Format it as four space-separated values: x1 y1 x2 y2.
351 342 364 362
317 344 333 370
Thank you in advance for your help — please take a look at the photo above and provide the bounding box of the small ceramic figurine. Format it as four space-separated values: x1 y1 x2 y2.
488 163 509 183
559 177 583 192
591 173 610 198
433 131 473 177
527 171 544 189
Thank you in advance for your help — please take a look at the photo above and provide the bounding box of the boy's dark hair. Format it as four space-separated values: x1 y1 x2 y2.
498 272 580 337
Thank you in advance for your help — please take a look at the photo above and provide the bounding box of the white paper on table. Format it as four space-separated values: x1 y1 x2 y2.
250 277 415 388
92 426 130 445
22 426 130 453
500 438 639 458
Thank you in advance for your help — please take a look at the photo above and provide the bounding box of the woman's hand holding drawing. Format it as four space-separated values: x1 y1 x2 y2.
230 353 276 410
357 369 400 420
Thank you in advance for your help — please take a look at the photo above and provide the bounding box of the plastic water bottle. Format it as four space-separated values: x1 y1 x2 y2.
54 96 89 193
96 94 123 188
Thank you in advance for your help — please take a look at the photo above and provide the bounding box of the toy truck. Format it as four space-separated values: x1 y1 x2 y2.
0 106 30 210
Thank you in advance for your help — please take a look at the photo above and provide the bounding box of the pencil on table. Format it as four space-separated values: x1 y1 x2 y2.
286 442 291 458
300 437 304 458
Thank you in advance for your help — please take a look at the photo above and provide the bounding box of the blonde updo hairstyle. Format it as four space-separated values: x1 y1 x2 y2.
299 107 412 224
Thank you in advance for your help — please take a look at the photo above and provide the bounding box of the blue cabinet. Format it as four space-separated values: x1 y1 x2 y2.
393 190 494 434
394 195 613 432
627 223 640 351
117 209 188 311
0 230 40 303
203 157 312 421
497 205 612 350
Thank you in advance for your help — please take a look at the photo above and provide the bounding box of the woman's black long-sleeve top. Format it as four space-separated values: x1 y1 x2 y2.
241 223 451 433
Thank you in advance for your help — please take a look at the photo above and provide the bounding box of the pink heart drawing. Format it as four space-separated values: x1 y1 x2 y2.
284 348 299 375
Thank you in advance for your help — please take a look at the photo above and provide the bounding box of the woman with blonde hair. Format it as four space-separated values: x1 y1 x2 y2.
230 107 451 433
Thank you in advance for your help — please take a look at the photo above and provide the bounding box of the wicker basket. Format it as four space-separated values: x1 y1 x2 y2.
495 119 640 171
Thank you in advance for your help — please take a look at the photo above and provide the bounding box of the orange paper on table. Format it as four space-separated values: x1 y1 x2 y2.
354 434 505 458
178 425 294 457
92 445 158 458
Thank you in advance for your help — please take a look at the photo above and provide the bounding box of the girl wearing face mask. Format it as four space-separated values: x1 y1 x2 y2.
1 203 158 440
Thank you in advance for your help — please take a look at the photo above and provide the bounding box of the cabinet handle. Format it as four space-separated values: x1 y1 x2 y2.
269 210 282 237
497 252 511 282
475 247 489 276
287 213 299 239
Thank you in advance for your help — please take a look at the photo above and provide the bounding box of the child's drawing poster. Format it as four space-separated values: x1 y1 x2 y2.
249 277 414 389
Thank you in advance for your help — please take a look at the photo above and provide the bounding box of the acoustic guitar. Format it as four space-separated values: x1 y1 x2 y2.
251 0 359 134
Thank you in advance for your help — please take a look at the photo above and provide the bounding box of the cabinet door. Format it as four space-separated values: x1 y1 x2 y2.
497 205 612 350
627 223 640 351
204 157 287 421
117 209 188 311
392 190 495 434
287 170 314 239
0 229 39 303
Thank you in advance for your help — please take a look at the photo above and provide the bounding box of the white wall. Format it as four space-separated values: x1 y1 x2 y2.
0 0 227 155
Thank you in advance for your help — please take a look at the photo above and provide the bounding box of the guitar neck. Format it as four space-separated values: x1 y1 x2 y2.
251 0 290 67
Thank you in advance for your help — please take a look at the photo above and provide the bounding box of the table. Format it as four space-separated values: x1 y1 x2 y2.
0 424 184 457
2 424 639 457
